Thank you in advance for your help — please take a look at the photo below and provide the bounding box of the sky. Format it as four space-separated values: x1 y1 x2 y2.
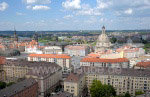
0 0 150 31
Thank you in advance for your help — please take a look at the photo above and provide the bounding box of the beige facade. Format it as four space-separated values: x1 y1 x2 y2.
77 67 150 96
28 54 72 72
43 46 62 54
2 64 28 82
64 73 86 97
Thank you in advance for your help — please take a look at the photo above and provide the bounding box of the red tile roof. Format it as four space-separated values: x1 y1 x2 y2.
81 57 129 63
0 56 6 65
136 62 150 68
29 54 71 59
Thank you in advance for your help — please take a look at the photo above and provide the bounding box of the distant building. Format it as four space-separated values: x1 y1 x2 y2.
43 46 62 54
116 45 145 59
33 32 38 42
80 57 129 68
95 26 112 53
65 45 90 56
0 78 38 97
28 54 72 72
64 73 86 97
135 61 150 69
25 40 43 54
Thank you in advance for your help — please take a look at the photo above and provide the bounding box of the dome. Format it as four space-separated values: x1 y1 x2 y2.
95 26 111 53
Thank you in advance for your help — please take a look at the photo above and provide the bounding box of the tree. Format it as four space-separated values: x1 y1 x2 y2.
124 92 131 97
90 80 116 97
135 91 144 96
0 81 6 89
110 37 117 43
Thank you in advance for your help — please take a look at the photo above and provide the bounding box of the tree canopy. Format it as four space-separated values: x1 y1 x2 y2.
90 80 116 97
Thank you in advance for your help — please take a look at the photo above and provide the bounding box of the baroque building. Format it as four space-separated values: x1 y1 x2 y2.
95 26 111 53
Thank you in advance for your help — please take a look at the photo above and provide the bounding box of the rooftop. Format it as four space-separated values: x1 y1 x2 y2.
136 61 150 68
29 54 71 59
0 78 37 97
65 73 84 83
77 66 150 77
81 57 129 63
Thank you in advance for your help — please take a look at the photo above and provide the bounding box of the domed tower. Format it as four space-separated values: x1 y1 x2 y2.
95 25 111 53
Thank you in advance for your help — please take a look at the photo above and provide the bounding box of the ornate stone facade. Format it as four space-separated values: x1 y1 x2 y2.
95 26 111 53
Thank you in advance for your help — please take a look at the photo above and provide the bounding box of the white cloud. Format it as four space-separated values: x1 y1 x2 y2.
26 5 32 9
63 15 73 19
76 4 102 16
124 8 133 14
16 12 25 16
62 0 81 10
0 2 8 11
97 0 112 9
32 5 50 10
23 0 51 4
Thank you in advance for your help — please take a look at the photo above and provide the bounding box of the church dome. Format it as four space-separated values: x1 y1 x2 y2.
95 26 111 53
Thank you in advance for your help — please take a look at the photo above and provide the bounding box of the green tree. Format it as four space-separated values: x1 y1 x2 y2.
135 91 144 96
110 37 117 43
90 80 116 97
124 92 131 97
0 81 6 89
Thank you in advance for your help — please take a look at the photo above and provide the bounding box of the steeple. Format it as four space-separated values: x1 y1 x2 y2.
14 27 18 42
102 25 105 34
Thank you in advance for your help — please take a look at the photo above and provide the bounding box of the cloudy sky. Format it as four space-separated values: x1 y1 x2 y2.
0 0 150 31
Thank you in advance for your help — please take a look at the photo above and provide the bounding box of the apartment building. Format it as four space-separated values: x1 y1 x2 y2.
80 57 129 68
116 45 145 59
43 46 62 54
26 63 62 97
28 54 72 72
65 45 90 56
77 66 150 96
2 59 62 97
0 78 38 97
0 70 6 81
64 73 86 97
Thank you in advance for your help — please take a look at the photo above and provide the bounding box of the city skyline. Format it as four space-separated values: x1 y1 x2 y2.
0 0 150 31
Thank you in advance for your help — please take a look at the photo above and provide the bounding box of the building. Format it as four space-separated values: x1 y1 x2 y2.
28 54 72 72
116 45 145 59
65 45 90 56
129 55 150 68
25 40 43 54
0 56 6 81
135 61 150 69
43 46 62 54
95 26 112 53
64 73 86 97
77 66 150 96
0 78 38 97
2 59 62 97
80 57 129 68
51 91 73 97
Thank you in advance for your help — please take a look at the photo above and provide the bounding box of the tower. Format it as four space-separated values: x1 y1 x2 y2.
33 32 38 42
102 25 105 34
14 27 18 42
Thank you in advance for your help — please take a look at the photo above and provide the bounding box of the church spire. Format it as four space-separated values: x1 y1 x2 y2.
102 25 105 34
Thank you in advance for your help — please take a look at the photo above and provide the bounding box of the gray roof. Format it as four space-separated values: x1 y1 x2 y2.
5 59 62 77
0 78 37 97
77 66 150 77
